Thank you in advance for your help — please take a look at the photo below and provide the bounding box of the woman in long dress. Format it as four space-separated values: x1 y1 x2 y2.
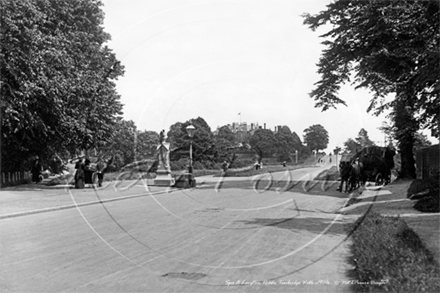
74 159 85 189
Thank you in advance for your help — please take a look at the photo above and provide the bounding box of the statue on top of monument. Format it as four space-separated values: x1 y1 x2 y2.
159 129 166 144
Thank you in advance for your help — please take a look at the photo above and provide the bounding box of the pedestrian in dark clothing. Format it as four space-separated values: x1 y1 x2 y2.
74 158 85 189
50 157 61 175
222 161 228 173
31 158 42 183
96 156 113 187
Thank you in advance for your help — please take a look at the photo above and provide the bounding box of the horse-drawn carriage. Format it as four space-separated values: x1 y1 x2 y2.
353 147 395 185
339 146 396 192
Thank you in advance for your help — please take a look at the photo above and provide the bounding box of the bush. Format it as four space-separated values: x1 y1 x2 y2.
407 172 439 213
170 158 188 171
170 159 237 171
347 212 440 292
413 196 440 213
192 161 205 170
407 175 439 198
229 158 254 169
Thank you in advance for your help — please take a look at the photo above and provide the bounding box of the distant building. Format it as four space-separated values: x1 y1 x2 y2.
227 122 259 133
215 122 288 136
214 121 290 140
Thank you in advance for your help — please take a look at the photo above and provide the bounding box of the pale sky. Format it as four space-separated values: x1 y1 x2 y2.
101 0 413 153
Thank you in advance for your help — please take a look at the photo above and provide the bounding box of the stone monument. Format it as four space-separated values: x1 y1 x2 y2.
153 130 175 186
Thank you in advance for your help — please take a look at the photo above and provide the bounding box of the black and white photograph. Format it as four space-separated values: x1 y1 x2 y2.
1 0 439 292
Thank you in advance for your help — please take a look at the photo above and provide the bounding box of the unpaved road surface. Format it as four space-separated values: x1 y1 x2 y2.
1 165 356 292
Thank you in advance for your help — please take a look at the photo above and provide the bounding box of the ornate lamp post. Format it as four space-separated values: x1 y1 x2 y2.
186 125 196 175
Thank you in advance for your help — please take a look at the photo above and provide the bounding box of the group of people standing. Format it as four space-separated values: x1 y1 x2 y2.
72 156 113 189
30 155 67 183
29 154 113 188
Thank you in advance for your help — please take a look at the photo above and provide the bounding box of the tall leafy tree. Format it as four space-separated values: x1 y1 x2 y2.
167 117 215 163
166 122 185 151
275 126 296 162
413 132 433 151
378 121 396 147
379 121 433 152
303 0 439 178
303 124 329 153
355 128 375 148
135 130 160 160
343 138 361 154
214 125 237 163
249 128 276 163
291 131 310 158
97 119 136 169
1 0 124 171
216 125 236 145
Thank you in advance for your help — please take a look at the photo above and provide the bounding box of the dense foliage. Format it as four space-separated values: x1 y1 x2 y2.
213 125 238 164
303 0 439 178
274 126 302 162
167 117 216 165
1 0 124 171
343 128 375 153
303 124 329 153
94 119 159 170
248 128 276 163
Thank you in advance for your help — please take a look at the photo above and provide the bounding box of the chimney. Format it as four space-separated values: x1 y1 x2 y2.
264 123 266 129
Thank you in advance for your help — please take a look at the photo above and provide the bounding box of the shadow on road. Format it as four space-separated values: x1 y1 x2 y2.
237 216 346 236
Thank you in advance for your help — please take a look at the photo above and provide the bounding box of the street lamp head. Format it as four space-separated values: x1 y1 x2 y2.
186 124 196 138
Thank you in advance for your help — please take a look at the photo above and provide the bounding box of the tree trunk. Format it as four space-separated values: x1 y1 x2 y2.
393 87 418 179
397 133 417 179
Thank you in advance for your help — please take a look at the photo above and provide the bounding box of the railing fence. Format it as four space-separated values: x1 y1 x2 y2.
416 144 439 180
1 171 31 187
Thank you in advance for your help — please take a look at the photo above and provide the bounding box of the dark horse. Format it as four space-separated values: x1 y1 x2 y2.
338 161 363 192
338 161 351 192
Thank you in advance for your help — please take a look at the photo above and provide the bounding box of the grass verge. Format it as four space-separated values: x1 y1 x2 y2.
46 169 221 186
347 211 440 292
214 164 308 177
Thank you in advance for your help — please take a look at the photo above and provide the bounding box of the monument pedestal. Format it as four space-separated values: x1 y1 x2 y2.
153 142 175 186
154 170 175 186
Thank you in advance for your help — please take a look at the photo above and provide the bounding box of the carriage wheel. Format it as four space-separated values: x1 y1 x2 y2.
375 173 383 186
